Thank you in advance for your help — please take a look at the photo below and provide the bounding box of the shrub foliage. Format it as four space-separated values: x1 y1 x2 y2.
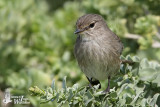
29 56 160 107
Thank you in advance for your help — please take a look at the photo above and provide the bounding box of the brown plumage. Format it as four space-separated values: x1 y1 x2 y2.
74 14 123 93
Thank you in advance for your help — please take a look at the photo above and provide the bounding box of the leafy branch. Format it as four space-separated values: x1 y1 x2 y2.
29 56 160 107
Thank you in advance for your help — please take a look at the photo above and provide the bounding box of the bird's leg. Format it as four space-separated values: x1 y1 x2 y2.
86 83 92 92
86 77 93 88
121 60 134 65
86 77 98 92
88 83 92 88
103 76 110 93
86 76 101 89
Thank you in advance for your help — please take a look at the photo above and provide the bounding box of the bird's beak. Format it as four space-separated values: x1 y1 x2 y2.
74 26 90 34
74 29 84 34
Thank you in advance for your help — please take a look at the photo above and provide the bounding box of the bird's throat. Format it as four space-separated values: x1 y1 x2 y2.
79 34 93 42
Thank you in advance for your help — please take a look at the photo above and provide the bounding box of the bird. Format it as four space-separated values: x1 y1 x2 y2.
74 14 123 93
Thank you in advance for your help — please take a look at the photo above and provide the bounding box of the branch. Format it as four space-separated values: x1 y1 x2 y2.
125 33 160 48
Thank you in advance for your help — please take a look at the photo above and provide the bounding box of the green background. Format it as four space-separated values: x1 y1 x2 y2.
0 0 160 106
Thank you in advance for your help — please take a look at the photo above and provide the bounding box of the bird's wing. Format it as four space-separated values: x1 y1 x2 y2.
107 29 124 55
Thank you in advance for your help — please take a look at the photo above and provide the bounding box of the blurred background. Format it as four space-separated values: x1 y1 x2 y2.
0 0 160 106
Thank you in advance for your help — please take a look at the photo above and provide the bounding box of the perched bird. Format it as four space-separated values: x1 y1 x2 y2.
74 14 123 93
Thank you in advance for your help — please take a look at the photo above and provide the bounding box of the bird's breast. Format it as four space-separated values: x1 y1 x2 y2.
74 39 120 80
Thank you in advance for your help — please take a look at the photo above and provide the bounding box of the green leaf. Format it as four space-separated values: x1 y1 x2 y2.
62 76 67 92
29 86 45 96
152 74 160 87
150 93 160 106
140 58 150 69
139 68 158 81
84 91 94 106
68 89 74 102
132 56 140 62
51 79 55 90
118 83 128 96
130 87 144 104
126 55 133 61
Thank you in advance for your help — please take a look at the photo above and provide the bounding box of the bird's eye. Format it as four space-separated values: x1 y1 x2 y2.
89 23 95 28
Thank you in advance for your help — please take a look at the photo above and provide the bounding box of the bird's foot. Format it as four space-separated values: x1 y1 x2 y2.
102 76 110 94
121 60 134 65
102 86 110 94
85 84 93 92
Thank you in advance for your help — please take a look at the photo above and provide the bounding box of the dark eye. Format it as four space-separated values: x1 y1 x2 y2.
89 23 95 28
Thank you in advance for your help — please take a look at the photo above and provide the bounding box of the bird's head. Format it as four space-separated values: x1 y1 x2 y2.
75 14 107 38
